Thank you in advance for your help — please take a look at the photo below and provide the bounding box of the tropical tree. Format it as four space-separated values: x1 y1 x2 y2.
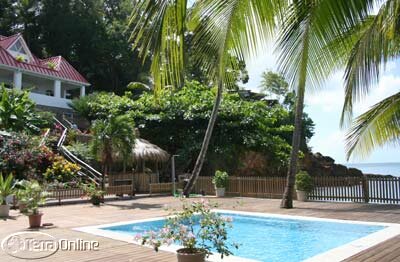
129 0 281 196
276 0 372 208
259 70 289 99
91 114 136 189
339 1 400 160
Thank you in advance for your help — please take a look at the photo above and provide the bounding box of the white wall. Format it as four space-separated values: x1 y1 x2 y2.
29 93 71 109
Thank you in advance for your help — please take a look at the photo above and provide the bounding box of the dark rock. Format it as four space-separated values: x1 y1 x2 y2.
332 164 348 176
300 152 364 177
348 168 363 177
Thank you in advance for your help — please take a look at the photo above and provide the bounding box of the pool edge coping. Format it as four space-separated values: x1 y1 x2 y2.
74 209 400 262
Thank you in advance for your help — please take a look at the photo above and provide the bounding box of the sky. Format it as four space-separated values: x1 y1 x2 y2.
243 45 400 164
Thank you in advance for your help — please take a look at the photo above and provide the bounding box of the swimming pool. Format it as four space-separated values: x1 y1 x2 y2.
75 210 400 262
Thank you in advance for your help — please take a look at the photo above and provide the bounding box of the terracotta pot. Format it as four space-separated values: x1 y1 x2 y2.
29 213 43 228
0 204 10 217
215 188 225 197
296 190 308 202
176 248 206 262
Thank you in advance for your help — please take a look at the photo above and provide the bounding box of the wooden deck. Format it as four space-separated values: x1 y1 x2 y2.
1 196 399 261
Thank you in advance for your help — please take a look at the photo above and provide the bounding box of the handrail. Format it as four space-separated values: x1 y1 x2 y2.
39 128 50 147
60 146 102 183
53 116 67 130
54 117 101 186
62 117 74 129
57 129 67 148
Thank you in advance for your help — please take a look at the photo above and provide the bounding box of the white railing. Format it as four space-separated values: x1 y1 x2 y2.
29 93 71 109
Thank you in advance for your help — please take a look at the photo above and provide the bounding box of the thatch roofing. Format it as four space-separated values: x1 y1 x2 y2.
132 138 169 163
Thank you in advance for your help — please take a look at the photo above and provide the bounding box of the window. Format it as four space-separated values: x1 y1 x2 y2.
9 40 27 54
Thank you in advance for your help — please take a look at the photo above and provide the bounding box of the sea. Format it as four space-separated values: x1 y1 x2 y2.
345 162 400 177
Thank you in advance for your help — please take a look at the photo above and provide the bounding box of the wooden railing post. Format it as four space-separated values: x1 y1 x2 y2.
362 176 369 203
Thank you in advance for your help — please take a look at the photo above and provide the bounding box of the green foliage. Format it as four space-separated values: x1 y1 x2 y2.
71 81 314 176
136 199 237 257
81 183 104 205
66 142 94 162
91 114 136 172
0 86 46 133
17 180 49 215
212 170 229 188
0 173 16 205
260 71 289 98
0 0 149 94
295 171 313 193
46 61 57 69
70 92 134 121
0 133 56 180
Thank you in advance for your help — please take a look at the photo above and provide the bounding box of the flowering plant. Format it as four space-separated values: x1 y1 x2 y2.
44 156 81 183
135 199 237 258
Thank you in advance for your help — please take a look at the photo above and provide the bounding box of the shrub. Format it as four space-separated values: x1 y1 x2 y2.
81 183 104 205
44 156 81 183
17 180 49 215
212 170 229 188
66 142 94 162
295 171 313 192
0 133 55 181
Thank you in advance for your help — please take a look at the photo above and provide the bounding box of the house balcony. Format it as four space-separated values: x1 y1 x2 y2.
0 67 86 111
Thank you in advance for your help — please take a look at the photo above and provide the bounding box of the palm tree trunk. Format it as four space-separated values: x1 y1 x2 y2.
183 80 223 196
280 8 311 208
280 87 305 208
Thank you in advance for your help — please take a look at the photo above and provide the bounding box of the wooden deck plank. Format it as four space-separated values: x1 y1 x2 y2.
0 196 399 262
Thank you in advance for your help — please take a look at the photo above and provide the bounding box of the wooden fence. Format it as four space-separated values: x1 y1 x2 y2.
309 176 400 204
108 172 159 193
47 184 135 205
191 176 288 198
149 176 400 204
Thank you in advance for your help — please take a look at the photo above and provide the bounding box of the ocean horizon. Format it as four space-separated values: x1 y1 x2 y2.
344 162 400 177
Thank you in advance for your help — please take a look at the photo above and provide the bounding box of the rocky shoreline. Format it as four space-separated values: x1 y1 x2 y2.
300 152 394 177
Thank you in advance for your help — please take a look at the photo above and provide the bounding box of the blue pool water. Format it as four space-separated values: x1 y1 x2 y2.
101 213 385 262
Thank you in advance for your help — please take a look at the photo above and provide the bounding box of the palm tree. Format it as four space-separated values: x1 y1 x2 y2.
129 0 280 196
339 1 400 160
276 0 372 208
91 114 136 189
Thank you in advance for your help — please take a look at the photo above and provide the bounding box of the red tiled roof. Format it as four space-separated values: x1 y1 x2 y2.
0 34 20 49
0 34 89 85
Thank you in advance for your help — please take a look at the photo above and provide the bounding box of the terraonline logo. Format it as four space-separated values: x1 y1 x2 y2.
1 232 99 259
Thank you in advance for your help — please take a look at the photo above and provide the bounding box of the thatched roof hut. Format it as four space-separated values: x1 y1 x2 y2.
132 138 169 163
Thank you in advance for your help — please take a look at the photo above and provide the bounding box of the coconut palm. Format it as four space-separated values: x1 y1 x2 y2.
91 114 136 189
339 1 400 160
276 0 372 208
129 0 281 196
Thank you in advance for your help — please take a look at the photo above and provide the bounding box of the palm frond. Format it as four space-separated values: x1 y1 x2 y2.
190 0 281 89
277 0 374 92
341 0 400 126
129 0 187 93
346 91 400 160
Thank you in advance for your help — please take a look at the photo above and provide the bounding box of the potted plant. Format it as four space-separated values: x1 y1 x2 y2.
0 174 16 217
81 183 104 206
19 181 49 228
212 170 229 197
15 180 29 213
136 199 238 262
295 171 313 201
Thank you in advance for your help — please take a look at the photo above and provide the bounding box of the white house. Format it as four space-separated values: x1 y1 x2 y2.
0 33 90 113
